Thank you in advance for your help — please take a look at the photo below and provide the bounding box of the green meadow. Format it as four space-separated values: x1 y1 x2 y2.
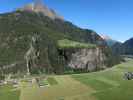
0 85 20 100
58 39 96 49
72 58 133 100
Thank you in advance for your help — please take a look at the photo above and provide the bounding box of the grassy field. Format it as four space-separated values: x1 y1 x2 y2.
58 39 96 49
0 84 20 100
1 59 133 100
72 58 133 100
20 76 95 100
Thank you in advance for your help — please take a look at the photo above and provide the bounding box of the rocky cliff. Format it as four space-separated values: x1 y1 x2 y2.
68 48 106 71
57 47 106 73
57 39 106 72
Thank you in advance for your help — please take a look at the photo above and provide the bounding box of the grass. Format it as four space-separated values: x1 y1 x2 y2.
58 39 97 49
42 76 95 100
72 59 133 100
0 85 20 100
20 76 95 100
47 77 58 85
39 79 49 86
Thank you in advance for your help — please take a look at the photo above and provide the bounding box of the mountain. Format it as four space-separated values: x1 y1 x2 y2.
18 0 63 20
111 42 123 54
0 1 120 75
100 34 118 46
112 37 133 55
122 37 133 55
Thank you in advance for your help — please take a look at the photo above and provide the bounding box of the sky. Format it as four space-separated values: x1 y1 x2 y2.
0 0 133 42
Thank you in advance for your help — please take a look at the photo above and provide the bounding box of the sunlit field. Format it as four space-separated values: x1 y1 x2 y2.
73 58 133 100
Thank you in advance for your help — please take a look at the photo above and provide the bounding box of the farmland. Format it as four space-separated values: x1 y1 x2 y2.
73 58 133 100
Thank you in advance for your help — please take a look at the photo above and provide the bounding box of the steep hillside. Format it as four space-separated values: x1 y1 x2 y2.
122 38 133 55
0 6 120 74
112 37 133 55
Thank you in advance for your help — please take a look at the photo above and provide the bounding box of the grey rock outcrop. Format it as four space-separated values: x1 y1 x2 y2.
68 48 106 71
24 34 40 75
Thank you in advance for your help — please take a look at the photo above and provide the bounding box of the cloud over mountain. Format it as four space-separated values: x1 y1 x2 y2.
20 0 64 20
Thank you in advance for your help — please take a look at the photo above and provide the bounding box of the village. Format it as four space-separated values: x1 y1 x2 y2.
0 74 51 88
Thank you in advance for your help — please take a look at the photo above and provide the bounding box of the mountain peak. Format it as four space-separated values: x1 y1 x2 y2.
19 0 64 20
100 34 111 40
100 34 118 46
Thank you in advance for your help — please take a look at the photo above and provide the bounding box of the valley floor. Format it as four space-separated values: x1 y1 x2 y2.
1 58 133 100
20 76 95 100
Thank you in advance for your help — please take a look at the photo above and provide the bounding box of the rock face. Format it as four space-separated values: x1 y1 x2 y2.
24 34 40 75
20 0 63 20
68 48 106 71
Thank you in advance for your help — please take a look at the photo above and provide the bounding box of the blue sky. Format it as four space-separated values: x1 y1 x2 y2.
0 0 133 42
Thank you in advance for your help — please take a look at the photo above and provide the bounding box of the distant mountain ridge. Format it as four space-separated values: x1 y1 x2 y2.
112 37 133 55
